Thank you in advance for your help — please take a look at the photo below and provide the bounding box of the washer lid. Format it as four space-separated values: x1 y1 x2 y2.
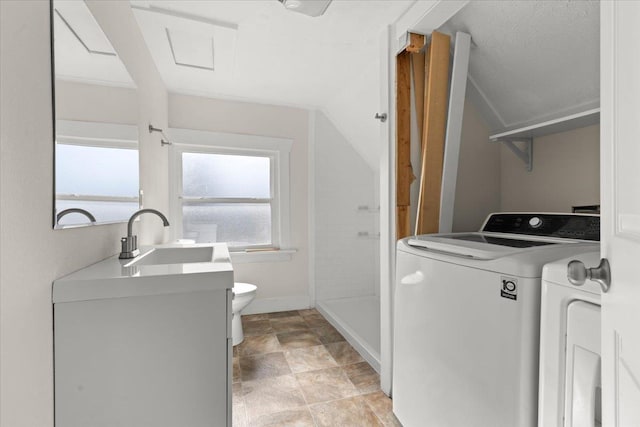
408 233 561 260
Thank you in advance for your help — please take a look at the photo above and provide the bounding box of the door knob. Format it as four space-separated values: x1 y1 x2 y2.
374 113 387 122
567 258 611 293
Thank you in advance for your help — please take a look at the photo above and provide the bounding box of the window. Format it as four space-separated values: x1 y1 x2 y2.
171 128 291 250
55 120 139 227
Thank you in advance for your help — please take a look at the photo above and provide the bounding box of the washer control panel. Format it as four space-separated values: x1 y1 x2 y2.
482 213 600 241
528 217 543 229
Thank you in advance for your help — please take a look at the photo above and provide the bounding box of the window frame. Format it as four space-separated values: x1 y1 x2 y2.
54 120 139 227
169 128 292 251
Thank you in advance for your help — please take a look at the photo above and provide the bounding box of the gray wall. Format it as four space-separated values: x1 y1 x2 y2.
500 124 600 213
450 102 600 232
452 100 502 232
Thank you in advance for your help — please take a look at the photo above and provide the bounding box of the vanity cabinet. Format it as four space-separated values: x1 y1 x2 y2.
53 245 233 427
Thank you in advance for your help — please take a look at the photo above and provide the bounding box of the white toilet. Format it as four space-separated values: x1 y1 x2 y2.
232 282 257 346
539 252 602 427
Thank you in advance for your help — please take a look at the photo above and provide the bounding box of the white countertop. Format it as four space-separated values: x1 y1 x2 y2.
53 243 234 303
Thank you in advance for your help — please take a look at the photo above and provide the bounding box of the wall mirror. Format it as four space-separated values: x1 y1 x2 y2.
52 0 140 229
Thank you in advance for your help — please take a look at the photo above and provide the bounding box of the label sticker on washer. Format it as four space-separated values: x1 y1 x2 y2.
500 276 518 300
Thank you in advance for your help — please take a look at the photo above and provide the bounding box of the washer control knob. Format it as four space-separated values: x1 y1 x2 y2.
529 217 543 229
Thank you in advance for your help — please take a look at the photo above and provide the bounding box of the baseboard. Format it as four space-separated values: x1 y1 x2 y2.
315 287 375 301
316 301 381 373
242 295 312 315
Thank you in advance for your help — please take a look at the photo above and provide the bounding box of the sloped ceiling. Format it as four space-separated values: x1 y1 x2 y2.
129 0 412 170
53 0 135 87
438 0 600 133
130 0 411 108
58 1 601 171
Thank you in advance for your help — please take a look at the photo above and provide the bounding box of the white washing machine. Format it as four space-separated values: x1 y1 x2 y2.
393 213 600 427
538 251 602 427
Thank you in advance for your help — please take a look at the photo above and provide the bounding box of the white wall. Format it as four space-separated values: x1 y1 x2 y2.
313 111 378 300
323 64 382 172
500 124 600 213
168 94 310 311
55 80 137 124
0 2 166 425
85 0 169 245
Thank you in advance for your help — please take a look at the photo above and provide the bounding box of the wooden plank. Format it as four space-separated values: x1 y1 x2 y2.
422 43 432 148
406 32 426 53
394 1 469 53
396 206 411 241
407 33 426 145
411 51 426 143
415 31 451 235
395 49 413 239
439 32 471 233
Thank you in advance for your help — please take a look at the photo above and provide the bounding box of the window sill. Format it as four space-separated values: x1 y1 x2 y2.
230 249 297 264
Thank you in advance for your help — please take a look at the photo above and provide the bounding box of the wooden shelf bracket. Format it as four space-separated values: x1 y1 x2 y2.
498 138 533 172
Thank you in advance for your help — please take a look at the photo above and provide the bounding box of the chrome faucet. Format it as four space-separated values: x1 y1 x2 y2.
119 208 170 259
56 208 96 224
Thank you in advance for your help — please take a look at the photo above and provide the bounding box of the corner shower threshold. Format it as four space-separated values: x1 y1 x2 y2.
316 296 381 373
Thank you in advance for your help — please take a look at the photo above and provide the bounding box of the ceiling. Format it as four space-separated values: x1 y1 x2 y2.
54 0 413 109
130 0 413 108
53 0 413 170
53 0 135 87
438 0 600 133
53 1 601 169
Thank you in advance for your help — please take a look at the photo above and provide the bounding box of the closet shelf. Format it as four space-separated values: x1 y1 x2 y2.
489 108 600 172
489 108 600 141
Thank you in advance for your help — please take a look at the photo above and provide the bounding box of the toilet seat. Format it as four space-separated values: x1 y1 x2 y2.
234 282 257 295
231 282 258 346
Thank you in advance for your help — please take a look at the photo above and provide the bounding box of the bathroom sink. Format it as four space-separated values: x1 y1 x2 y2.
52 242 233 427
53 242 233 305
125 246 214 267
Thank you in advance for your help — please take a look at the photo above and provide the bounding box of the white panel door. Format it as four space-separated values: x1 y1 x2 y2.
600 2 640 426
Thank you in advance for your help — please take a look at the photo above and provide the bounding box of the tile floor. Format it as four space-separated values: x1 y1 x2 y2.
233 309 401 427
